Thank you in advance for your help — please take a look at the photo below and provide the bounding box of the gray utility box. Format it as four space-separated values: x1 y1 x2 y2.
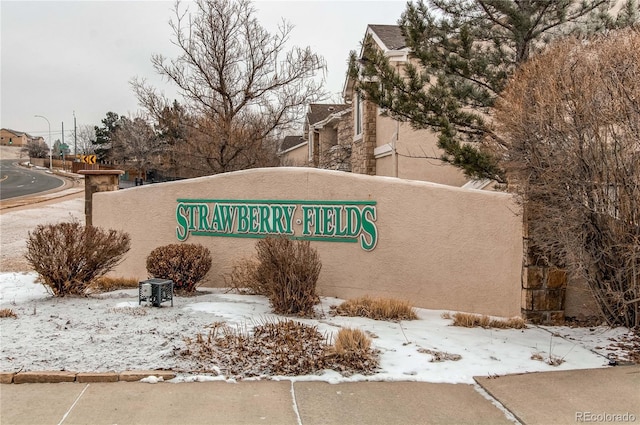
139 278 174 307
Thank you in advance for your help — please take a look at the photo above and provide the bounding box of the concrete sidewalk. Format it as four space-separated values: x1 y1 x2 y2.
1 366 638 425
1 380 511 425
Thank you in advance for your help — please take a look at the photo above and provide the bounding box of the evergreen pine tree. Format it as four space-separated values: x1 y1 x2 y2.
349 0 638 182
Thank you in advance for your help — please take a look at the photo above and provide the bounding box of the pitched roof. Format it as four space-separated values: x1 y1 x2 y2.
1 128 41 140
280 135 306 152
368 25 406 50
306 104 350 126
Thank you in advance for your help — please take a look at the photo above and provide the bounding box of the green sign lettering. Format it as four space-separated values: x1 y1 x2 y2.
175 199 378 251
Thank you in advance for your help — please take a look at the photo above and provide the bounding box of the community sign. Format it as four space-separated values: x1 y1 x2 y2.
176 199 378 251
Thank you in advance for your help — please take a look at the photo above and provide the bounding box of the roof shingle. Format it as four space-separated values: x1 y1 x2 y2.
368 25 406 50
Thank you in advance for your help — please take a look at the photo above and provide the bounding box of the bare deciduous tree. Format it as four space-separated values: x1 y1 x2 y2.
132 0 327 174
110 115 162 178
74 125 97 155
496 29 640 328
21 139 49 159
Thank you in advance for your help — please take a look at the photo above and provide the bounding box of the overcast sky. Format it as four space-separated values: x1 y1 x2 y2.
1 0 407 144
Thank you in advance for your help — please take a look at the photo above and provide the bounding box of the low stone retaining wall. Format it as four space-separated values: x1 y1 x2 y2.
0 370 176 384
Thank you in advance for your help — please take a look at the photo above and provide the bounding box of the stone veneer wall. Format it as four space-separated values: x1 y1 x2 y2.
522 261 567 325
349 99 377 175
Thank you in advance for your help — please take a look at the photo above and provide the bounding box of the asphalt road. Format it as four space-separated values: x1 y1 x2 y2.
0 159 64 200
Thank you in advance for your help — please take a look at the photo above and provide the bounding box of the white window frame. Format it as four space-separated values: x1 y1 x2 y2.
354 92 363 139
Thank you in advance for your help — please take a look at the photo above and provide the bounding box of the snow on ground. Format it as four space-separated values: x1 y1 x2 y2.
0 198 84 271
0 186 635 384
0 271 634 384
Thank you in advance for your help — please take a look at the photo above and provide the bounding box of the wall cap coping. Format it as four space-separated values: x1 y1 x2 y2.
78 170 124 176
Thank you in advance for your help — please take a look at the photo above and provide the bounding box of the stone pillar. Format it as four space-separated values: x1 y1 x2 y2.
522 264 567 324
78 170 124 226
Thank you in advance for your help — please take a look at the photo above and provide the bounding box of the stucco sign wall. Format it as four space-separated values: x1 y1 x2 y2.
175 199 378 251
92 167 523 317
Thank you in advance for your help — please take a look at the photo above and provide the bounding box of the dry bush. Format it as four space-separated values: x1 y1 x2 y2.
146 243 212 293
496 29 640 328
25 221 131 297
332 296 418 321
0 308 17 319
223 258 266 295
446 312 527 329
254 237 321 317
90 276 139 293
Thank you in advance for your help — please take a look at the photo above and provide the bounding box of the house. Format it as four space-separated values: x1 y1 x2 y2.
304 104 351 171
279 103 352 170
280 25 476 187
342 24 469 186
0 128 44 147
278 135 307 167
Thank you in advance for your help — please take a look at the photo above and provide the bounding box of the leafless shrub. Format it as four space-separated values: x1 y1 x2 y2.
146 244 212 293
496 29 640 328
445 312 527 329
25 221 131 297
90 276 139 293
254 237 321 317
224 258 266 295
0 308 17 319
417 348 462 362
332 296 418 321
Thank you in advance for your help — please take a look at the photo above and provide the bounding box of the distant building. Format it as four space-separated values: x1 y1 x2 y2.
278 135 307 166
0 128 44 147
280 25 477 187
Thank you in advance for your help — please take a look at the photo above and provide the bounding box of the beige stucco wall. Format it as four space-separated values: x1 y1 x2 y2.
279 143 308 167
93 167 522 317
1 129 27 147
375 116 468 186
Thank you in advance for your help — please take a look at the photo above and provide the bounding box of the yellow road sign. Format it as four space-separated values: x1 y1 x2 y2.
80 155 96 164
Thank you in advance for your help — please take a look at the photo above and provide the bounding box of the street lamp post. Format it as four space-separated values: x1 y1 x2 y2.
34 115 52 170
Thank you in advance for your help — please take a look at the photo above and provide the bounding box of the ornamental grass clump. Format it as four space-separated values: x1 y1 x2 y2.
0 308 18 319
329 328 379 374
146 243 212 293
332 296 418 321
442 312 527 329
25 221 130 297
90 276 139 293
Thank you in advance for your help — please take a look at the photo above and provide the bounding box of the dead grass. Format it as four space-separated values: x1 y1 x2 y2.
90 276 139 293
0 308 18 319
332 296 418 321
442 312 527 329
108 307 148 316
531 352 565 366
181 320 378 378
417 348 462 362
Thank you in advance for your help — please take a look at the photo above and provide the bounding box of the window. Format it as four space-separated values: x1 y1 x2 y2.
355 92 363 137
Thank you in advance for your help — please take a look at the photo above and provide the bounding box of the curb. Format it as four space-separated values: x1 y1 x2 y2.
0 370 177 384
